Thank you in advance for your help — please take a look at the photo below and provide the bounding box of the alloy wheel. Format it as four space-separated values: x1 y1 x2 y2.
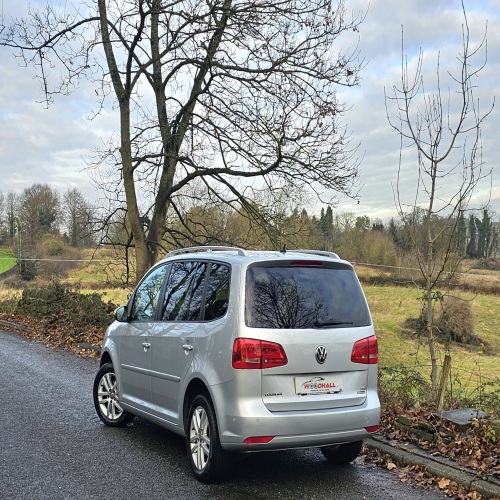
189 406 211 471
97 371 125 421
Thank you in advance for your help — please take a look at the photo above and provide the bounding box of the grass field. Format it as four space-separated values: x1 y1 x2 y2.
363 285 500 389
0 248 16 274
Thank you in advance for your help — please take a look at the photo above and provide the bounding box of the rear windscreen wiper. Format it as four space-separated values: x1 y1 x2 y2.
313 320 354 328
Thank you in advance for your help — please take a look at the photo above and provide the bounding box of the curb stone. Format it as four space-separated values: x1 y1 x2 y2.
365 435 500 499
0 319 33 334
75 341 101 352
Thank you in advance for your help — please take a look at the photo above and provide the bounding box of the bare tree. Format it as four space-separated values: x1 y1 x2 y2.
63 188 95 247
385 2 494 396
19 183 60 241
5 191 18 244
1 0 364 280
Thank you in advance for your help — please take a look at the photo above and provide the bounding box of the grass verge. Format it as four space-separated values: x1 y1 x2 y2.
0 248 16 274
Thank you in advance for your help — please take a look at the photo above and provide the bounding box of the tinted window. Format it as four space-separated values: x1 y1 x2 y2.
245 265 371 329
204 263 230 321
130 264 168 321
162 261 207 321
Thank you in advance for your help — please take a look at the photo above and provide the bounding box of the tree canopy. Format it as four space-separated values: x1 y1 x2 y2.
1 0 364 280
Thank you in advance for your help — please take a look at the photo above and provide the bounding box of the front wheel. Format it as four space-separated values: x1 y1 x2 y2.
93 363 134 427
186 394 229 483
320 440 363 464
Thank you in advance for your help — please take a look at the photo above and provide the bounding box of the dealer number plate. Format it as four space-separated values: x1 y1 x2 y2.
294 375 343 395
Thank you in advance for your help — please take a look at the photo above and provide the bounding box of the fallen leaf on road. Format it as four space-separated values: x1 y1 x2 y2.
438 478 451 489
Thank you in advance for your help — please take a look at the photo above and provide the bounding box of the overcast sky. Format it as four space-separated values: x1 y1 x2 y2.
0 0 498 222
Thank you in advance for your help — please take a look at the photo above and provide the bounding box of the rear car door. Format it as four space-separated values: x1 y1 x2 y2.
244 260 376 412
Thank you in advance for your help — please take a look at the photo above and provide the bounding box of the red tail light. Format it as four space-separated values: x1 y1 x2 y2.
232 338 288 369
351 336 378 364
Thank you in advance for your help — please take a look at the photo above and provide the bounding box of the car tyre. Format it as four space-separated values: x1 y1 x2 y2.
93 363 134 427
320 440 363 464
187 393 229 483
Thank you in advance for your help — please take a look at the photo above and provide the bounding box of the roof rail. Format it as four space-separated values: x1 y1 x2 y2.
291 249 340 259
166 246 247 257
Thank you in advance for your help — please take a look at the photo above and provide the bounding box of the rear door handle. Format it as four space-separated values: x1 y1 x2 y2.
142 341 151 351
182 344 193 353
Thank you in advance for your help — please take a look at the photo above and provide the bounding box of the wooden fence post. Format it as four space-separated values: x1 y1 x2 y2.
437 354 452 411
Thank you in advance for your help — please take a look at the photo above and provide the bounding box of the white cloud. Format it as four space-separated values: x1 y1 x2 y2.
333 0 500 219
0 0 498 221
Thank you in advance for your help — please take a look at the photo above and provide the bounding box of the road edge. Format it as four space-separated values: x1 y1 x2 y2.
365 435 500 499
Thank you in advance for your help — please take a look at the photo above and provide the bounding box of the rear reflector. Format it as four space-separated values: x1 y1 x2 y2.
351 336 378 364
243 436 275 445
365 425 379 433
232 338 288 369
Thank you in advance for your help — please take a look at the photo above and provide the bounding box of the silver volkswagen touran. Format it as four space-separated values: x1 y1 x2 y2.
93 246 380 482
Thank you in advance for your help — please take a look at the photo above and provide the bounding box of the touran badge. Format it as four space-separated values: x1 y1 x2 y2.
315 345 327 364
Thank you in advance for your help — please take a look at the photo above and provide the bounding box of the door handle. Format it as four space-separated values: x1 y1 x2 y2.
182 344 193 354
142 341 151 351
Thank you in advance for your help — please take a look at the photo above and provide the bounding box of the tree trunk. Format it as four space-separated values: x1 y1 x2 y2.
426 273 439 397
98 0 149 282
426 161 439 397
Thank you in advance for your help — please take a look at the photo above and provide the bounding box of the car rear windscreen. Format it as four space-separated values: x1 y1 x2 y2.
245 263 371 329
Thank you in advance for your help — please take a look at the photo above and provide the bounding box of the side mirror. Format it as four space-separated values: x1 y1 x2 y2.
114 306 128 322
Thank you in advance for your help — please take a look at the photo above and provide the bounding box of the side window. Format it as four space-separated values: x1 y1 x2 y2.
162 261 207 321
204 263 230 321
130 264 168 322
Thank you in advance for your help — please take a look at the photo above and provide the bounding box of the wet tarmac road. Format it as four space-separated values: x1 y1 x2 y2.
0 330 445 500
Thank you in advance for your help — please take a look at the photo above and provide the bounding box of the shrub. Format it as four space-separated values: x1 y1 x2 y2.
437 295 484 347
23 238 83 279
408 294 487 350
378 365 433 409
19 260 37 281
17 282 118 343
40 236 65 256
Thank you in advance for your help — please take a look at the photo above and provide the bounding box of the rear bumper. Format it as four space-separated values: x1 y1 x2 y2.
211 383 380 452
